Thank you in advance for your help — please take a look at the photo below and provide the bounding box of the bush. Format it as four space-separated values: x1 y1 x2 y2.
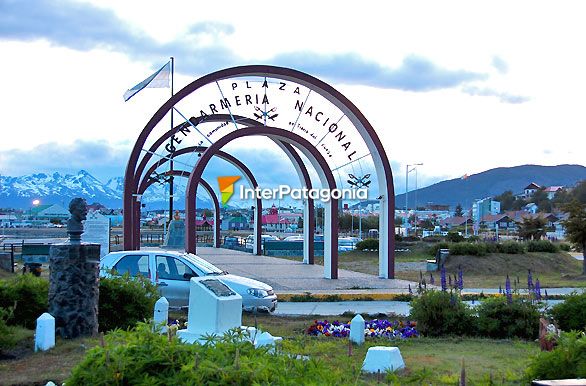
355 238 379 251
0 274 48 329
549 292 586 332
427 242 450 257
0 307 19 350
409 290 475 337
98 274 159 332
497 241 526 254
526 240 558 253
68 323 346 385
476 297 540 339
449 242 488 256
558 243 571 252
527 331 586 380
446 232 464 243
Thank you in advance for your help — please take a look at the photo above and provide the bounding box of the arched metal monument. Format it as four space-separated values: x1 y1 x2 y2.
124 65 396 279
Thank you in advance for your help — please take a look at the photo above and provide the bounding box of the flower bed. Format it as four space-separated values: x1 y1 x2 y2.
307 319 418 339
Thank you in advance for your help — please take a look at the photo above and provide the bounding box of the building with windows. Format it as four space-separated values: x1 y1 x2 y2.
472 198 500 222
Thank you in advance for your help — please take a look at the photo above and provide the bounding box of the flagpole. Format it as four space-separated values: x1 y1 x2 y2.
168 57 175 224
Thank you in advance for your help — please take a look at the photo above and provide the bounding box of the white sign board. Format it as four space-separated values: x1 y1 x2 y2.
82 210 110 258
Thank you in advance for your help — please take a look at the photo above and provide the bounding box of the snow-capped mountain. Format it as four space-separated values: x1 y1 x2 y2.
0 170 213 209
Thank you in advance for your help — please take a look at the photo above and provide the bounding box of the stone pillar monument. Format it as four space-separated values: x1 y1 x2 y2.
48 198 100 338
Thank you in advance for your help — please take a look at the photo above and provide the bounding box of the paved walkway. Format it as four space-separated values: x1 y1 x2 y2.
197 247 416 292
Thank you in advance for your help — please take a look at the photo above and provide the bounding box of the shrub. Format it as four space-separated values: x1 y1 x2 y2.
549 292 586 332
527 331 586 380
409 290 475 337
449 242 488 256
497 241 526 254
445 232 464 243
68 323 346 385
427 242 450 257
402 236 420 242
355 238 379 251
0 307 19 350
0 274 48 329
476 297 540 339
526 240 558 253
558 243 571 252
98 274 159 332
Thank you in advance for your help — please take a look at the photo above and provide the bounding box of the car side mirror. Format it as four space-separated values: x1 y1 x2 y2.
183 272 195 279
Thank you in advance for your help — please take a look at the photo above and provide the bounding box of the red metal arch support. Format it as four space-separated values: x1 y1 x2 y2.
139 172 221 248
137 147 262 254
185 126 339 278
123 65 395 278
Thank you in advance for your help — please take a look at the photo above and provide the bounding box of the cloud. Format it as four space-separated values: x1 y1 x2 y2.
271 53 487 91
461 85 530 104
492 56 508 74
0 0 486 91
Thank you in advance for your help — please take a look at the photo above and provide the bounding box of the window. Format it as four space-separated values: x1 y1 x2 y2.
113 254 149 277
156 255 197 281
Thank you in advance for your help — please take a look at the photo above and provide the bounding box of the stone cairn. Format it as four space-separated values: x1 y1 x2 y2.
48 198 100 338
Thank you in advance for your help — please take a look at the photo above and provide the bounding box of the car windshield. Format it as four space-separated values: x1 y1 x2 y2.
181 253 225 275
339 239 355 246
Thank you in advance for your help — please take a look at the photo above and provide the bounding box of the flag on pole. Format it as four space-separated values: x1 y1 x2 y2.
123 61 171 102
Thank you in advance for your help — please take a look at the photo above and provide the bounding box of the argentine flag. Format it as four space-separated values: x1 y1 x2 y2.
123 61 170 102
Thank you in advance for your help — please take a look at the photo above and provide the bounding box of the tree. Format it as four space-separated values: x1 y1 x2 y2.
517 216 547 241
454 203 464 217
571 180 586 204
562 201 586 275
494 190 516 212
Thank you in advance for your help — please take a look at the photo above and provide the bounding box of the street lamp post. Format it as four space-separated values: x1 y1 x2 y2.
405 163 423 236
347 174 371 240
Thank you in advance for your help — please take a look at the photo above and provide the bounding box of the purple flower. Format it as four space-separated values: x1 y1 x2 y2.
505 275 512 304
498 285 502 294
457 265 464 290
441 266 447 292
430 273 435 285
527 269 533 290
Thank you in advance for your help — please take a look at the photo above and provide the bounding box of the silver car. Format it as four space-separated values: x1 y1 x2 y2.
100 250 277 312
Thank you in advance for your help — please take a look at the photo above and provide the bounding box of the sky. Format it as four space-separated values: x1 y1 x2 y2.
0 0 585 197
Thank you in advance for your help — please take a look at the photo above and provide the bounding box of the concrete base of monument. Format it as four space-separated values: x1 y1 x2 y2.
362 346 405 373
177 326 283 347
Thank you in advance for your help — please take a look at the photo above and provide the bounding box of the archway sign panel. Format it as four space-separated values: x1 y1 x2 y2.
123 65 395 279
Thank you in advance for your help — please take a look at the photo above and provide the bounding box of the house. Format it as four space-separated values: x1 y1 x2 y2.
472 198 500 222
221 215 250 231
523 202 538 214
524 182 541 197
439 216 473 230
0 214 17 227
544 186 564 199
480 214 515 231
251 204 302 232
31 204 70 220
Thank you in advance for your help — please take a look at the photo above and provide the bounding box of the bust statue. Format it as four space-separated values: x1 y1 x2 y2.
67 198 88 241
173 210 181 221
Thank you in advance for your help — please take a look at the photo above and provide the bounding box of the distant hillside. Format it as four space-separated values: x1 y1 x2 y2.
395 164 586 209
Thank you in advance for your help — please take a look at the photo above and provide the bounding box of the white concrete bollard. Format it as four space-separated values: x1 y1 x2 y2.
362 346 405 373
154 297 169 333
349 314 365 345
35 313 55 352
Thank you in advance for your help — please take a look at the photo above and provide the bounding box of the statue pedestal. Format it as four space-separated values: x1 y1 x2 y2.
48 242 100 338
164 220 185 249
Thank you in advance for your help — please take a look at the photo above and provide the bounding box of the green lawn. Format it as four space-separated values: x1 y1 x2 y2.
1 314 540 385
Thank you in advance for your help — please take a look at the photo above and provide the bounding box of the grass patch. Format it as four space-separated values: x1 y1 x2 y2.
0 334 98 385
398 252 585 288
1 313 539 385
